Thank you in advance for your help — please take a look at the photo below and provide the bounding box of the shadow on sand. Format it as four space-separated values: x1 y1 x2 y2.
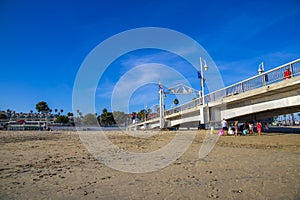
264 126 300 134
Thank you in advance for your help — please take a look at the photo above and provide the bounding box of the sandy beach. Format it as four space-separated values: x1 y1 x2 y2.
0 130 299 199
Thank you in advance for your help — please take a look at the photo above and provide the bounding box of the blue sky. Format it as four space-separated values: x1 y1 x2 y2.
0 0 299 115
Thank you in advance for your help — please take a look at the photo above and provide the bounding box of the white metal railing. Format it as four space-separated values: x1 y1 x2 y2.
139 58 300 124
167 58 300 116
166 99 201 115
204 58 300 104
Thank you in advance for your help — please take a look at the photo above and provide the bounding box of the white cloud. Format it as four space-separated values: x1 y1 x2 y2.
94 50 200 112
111 63 192 112
120 51 178 70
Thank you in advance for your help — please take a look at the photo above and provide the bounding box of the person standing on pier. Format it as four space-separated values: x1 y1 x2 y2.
284 68 291 79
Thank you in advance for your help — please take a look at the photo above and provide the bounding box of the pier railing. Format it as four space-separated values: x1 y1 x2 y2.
165 58 300 115
204 58 300 104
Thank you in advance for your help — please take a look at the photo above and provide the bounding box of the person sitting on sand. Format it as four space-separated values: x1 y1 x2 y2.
228 127 234 135
243 129 247 136
245 121 250 133
242 123 248 136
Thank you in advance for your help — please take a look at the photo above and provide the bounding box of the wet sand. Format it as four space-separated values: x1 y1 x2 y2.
0 130 299 199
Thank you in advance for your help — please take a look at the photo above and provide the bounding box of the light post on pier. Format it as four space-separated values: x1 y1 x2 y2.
199 57 208 125
258 62 264 74
258 62 269 86
158 82 165 129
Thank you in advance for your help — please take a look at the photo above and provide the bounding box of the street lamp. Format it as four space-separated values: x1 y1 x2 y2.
199 57 208 125
258 62 264 74
200 57 208 105
158 82 165 129
258 62 269 86
145 105 148 121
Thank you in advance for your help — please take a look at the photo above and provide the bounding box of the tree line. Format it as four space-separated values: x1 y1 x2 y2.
34 101 138 126
2 99 182 126
2 99 181 126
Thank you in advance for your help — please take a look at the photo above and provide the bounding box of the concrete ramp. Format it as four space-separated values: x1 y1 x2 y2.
170 115 200 127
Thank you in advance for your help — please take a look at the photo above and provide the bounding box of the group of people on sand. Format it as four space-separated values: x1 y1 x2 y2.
217 68 292 137
219 118 262 136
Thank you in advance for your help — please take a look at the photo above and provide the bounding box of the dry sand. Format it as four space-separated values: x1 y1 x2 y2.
0 130 299 199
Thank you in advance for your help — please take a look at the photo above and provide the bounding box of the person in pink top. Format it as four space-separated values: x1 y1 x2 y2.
256 120 262 136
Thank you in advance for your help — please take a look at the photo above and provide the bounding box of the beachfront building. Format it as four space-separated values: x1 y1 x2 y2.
0 110 74 130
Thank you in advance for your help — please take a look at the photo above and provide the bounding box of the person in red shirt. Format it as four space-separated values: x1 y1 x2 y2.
256 120 262 136
284 68 291 79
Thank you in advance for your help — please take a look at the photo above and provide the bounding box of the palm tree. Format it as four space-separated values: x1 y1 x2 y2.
67 112 74 117
60 109 63 114
102 108 108 114
131 112 137 120
99 108 115 126
173 98 179 106
29 110 33 119
35 101 50 113
137 109 147 121
146 108 152 120
173 98 179 113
